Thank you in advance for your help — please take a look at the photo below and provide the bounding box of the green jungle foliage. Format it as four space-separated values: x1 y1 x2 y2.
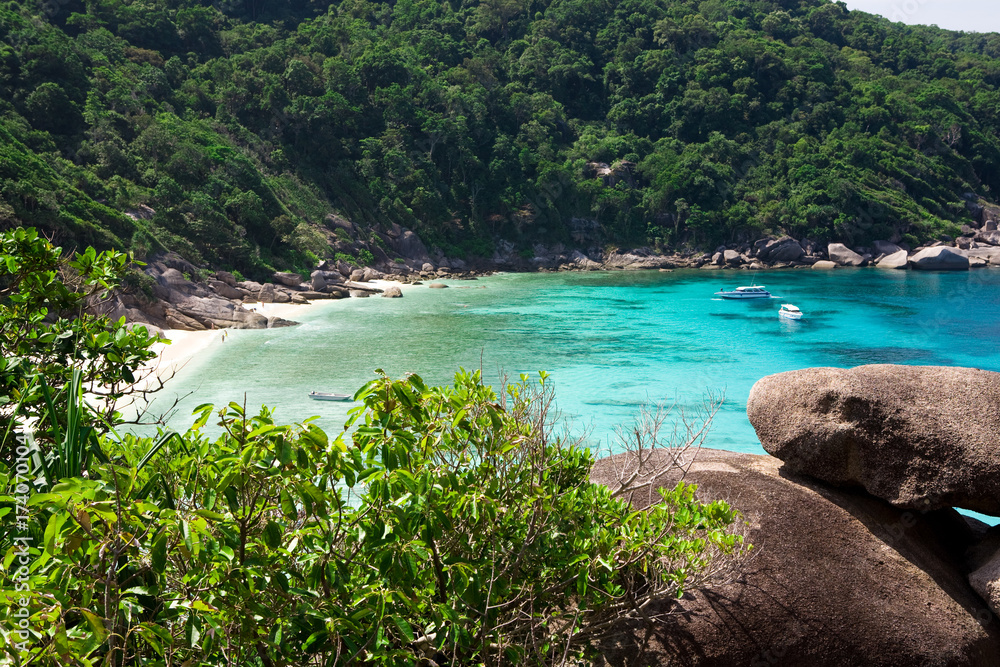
3 0 1000 273
0 227 158 464
0 228 746 665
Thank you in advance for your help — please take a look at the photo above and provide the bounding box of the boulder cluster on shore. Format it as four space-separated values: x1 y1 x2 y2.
591 364 1000 666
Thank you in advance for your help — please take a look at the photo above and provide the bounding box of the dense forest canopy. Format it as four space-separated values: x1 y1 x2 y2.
2 0 1000 277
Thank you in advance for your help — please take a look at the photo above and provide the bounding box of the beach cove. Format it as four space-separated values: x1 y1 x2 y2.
136 268 1000 454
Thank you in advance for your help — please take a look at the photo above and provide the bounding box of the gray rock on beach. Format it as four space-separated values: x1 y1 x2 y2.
272 271 303 288
258 283 276 303
590 448 1000 666
978 230 1000 246
909 246 970 270
747 364 1000 515
215 270 237 286
381 285 403 298
876 249 908 269
811 260 837 269
208 279 244 299
827 243 865 266
761 237 804 263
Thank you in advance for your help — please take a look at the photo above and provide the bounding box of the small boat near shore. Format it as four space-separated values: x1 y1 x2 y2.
714 285 772 299
778 304 802 320
308 391 352 401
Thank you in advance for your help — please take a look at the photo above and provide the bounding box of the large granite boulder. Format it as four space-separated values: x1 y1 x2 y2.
258 283 276 303
395 229 432 263
591 448 1000 666
875 249 908 269
977 230 1000 246
723 249 742 266
747 365 1000 514
207 279 244 300
362 267 383 282
909 246 970 270
164 308 206 331
569 250 602 270
811 260 837 269
170 295 270 329
272 271 303 288
759 237 803 263
827 243 865 266
967 247 1000 265
215 270 237 287
381 285 403 298
310 273 328 291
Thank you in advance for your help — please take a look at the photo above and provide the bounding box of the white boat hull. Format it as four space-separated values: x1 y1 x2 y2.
779 311 802 320
715 292 771 299
309 392 351 401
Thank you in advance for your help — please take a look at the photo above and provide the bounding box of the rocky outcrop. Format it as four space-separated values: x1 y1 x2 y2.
591 448 1000 666
257 283 276 303
394 229 432 264
272 271 304 288
828 243 865 266
381 285 403 298
977 230 1000 246
207 279 244 299
757 236 804 263
343 281 383 294
910 246 970 270
747 365 1000 515
568 250 601 270
875 249 908 269
603 249 676 270
811 260 837 269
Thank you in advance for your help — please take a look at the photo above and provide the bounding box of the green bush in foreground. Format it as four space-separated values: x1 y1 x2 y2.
0 369 744 665
0 228 158 466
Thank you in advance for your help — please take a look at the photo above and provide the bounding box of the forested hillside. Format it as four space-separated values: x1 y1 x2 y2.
2 0 1000 277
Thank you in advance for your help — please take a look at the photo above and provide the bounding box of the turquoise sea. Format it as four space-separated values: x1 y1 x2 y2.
147 268 1000 459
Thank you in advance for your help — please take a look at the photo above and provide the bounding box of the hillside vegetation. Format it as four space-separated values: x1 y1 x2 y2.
2 0 1000 276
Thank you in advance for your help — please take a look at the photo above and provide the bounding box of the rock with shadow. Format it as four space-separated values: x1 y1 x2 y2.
589 448 1000 666
747 365 1000 515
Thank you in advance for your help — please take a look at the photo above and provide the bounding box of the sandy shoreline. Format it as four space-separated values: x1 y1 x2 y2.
139 278 424 386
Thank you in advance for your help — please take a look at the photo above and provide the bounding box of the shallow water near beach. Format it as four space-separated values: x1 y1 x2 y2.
144 268 1000 461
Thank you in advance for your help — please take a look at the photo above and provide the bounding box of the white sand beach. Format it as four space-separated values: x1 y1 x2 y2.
140 279 422 384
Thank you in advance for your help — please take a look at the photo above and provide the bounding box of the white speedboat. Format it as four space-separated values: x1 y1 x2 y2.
778 304 802 320
714 285 772 299
308 391 352 401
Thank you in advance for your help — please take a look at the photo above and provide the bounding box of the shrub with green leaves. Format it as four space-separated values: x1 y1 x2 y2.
0 228 158 464
0 370 745 666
